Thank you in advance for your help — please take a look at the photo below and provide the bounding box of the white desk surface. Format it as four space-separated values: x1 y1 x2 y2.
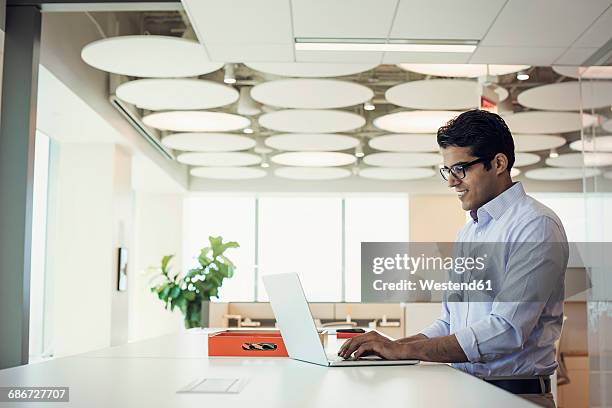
0 329 536 408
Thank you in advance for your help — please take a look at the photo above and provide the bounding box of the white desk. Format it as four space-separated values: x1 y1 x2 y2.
0 330 536 407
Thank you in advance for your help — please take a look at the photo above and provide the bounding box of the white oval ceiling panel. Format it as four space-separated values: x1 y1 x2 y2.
264 133 359 151
502 111 598 134
603 119 612 133
271 152 356 167
251 79 373 109
161 133 255 152
525 167 601 181
177 152 261 166
274 167 351 180
116 79 239 111
569 135 612 152
245 62 378 78
386 79 487 110
359 167 436 180
514 152 541 167
545 152 612 168
510 168 521 178
81 35 222 78
363 152 442 167
373 111 461 133
553 66 612 79
517 81 612 111
143 111 250 132
369 134 439 152
513 134 566 152
397 64 529 78
259 109 365 133
190 167 267 180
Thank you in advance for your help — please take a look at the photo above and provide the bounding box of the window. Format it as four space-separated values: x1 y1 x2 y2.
257 197 343 301
344 196 410 301
183 196 256 301
182 195 412 302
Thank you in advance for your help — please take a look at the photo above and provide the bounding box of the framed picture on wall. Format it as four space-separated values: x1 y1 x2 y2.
117 247 128 292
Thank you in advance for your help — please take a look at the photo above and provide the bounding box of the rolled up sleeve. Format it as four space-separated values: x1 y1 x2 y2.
420 300 451 338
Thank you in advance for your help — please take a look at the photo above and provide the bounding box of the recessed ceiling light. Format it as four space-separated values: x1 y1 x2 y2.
516 71 529 81
549 149 559 158
243 128 254 134
363 99 376 111
223 63 236 84
295 39 477 53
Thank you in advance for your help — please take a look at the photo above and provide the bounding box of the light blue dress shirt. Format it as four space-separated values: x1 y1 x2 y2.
420 182 569 377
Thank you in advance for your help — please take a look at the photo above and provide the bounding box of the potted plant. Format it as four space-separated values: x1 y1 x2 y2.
150 236 239 329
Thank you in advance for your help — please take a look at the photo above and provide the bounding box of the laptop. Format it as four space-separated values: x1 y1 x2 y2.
262 273 419 367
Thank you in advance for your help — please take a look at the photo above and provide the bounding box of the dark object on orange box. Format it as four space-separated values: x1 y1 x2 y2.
336 328 366 339
208 330 289 357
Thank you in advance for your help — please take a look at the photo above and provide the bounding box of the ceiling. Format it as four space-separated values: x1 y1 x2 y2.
72 2 612 192
181 0 612 66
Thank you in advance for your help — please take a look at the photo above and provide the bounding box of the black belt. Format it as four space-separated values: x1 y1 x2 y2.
484 377 551 395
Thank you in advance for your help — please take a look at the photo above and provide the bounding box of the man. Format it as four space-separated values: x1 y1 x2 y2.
338 109 568 408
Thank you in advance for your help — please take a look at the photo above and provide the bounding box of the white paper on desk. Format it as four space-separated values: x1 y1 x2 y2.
177 378 249 394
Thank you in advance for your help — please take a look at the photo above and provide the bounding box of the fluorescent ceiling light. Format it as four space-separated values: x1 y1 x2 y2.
295 39 477 53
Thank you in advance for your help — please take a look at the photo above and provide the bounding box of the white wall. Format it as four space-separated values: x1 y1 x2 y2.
129 191 184 341
110 146 132 346
45 143 115 357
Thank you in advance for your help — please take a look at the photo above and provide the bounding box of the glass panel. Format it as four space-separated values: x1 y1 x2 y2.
183 196 256 301
344 196 410 301
257 197 342 302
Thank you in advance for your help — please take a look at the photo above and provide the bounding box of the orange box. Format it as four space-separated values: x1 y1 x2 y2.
208 329 328 357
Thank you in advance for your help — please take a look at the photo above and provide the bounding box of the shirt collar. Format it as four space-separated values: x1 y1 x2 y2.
472 182 526 223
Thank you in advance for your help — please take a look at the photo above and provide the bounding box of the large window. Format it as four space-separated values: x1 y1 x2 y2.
183 194 410 302
257 197 343 301
183 196 256 301
344 196 410 301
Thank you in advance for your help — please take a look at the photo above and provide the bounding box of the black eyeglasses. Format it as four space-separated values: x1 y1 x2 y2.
439 157 491 181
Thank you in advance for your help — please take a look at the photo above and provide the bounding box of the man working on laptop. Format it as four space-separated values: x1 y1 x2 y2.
338 110 568 408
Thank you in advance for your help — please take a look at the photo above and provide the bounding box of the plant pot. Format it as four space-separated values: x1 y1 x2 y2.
200 300 210 328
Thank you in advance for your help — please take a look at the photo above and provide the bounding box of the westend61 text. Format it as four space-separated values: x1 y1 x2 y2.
373 279 493 292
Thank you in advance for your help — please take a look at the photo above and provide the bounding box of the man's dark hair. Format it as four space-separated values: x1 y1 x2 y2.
437 109 515 172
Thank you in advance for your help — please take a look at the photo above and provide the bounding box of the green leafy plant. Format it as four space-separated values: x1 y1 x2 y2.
150 236 239 328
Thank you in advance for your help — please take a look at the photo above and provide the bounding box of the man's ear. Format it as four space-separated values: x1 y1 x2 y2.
493 153 508 175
